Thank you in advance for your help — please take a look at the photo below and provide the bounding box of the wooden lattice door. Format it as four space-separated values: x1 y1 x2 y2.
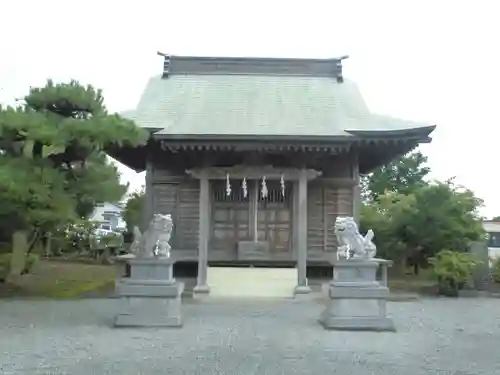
210 180 249 251
257 181 293 253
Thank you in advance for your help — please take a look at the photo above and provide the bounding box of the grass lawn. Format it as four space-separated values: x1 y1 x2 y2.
0 259 117 299
0 260 455 299
388 274 437 294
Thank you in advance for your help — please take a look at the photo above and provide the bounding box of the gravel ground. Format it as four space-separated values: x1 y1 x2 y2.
0 298 499 375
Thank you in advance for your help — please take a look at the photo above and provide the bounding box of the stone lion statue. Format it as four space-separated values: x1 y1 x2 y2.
130 214 173 258
334 216 376 259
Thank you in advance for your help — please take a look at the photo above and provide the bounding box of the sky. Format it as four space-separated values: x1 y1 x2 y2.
1 0 498 217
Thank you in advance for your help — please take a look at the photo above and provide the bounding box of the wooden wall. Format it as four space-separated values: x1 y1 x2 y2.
307 181 353 259
151 168 200 250
149 155 357 263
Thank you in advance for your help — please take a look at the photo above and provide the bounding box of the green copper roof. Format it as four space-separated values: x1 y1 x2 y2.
123 74 433 138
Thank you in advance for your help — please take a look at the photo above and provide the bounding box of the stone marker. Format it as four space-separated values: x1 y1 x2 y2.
469 241 491 290
114 214 184 328
319 217 395 331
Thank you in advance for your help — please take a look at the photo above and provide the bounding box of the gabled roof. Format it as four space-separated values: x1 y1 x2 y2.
120 55 435 141
124 75 433 139
109 55 436 172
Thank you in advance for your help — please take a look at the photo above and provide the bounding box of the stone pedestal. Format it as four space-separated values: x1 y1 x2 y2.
319 258 395 331
114 254 135 284
114 257 184 328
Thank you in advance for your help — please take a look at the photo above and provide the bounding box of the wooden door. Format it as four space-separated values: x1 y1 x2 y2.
257 181 293 252
210 180 249 250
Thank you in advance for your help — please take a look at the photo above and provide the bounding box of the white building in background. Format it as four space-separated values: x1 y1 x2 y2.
89 202 126 231
483 220 500 262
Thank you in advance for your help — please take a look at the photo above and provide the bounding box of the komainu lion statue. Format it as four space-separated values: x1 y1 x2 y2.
334 216 376 259
130 213 173 258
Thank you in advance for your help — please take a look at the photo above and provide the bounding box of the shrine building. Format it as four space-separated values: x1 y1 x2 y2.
109 53 435 296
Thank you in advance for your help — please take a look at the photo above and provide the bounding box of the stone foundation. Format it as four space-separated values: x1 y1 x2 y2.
319 258 395 332
114 257 184 328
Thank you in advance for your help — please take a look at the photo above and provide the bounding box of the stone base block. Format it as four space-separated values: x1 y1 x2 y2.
323 297 388 317
115 312 182 328
114 282 184 328
318 314 395 332
193 284 211 300
319 258 396 331
294 285 312 298
128 257 175 280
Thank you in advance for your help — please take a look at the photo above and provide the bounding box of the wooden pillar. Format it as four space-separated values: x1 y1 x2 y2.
352 154 361 225
194 170 210 294
292 181 299 260
249 180 259 242
295 169 311 294
142 161 154 231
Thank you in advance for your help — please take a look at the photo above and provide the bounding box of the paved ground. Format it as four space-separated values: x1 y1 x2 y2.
0 298 499 375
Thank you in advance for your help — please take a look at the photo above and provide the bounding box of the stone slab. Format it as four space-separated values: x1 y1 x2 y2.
128 258 175 281
294 285 312 296
318 314 396 332
330 281 381 288
333 260 379 283
120 279 177 286
329 286 389 299
116 282 182 298
114 283 184 328
330 258 393 266
128 257 176 265
324 298 386 317
192 284 211 299
114 312 182 328
207 267 297 298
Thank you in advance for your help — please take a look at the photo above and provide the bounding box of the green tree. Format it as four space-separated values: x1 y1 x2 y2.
360 191 417 263
0 80 148 272
122 189 145 232
69 153 128 219
360 179 485 274
405 179 485 258
363 150 430 202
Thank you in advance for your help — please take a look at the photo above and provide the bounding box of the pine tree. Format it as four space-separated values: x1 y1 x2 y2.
0 80 148 270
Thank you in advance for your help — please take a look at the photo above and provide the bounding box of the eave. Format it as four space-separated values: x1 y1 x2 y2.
106 126 433 173
151 125 435 142
157 128 433 154
106 143 148 172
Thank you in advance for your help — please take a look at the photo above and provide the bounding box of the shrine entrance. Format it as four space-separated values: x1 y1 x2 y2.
210 179 293 255
187 165 321 296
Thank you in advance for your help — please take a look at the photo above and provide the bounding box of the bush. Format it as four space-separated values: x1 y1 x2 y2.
492 257 500 283
0 253 39 281
428 249 481 296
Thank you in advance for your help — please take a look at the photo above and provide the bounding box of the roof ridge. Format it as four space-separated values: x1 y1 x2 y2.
157 52 348 82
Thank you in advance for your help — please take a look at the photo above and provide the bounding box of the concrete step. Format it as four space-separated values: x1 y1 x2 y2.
206 267 298 298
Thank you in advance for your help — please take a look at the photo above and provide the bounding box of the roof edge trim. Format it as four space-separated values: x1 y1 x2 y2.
152 128 434 142
345 125 436 137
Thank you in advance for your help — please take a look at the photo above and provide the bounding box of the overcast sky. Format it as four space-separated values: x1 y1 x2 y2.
1 0 498 217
